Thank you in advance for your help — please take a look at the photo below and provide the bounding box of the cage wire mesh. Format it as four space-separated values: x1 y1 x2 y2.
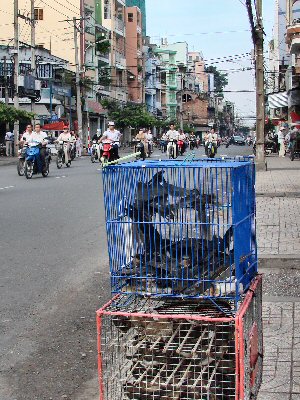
97 276 263 400
102 160 257 304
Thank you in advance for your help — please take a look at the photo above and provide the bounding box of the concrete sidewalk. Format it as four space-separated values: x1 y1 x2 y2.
0 156 18 166
256 155 300 400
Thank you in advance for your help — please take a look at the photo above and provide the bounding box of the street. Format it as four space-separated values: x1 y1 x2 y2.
0 144 253 400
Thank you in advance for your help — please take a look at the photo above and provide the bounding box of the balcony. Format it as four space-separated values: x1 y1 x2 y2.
286 20 300 54
115 50 126 69
97 51 110 64
145 87 156 95
116 0 125 5
115 18 125 35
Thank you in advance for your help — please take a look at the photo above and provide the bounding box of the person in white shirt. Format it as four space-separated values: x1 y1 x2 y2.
278 126 286 157
146 130 153 153
29 124 49 169
56 126 72 164
99 121 122 159
166 124 179 141
5 130 14 156
204 128 218 155
20 124 34 145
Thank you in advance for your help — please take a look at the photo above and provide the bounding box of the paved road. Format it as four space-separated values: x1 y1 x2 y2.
0 144 253 400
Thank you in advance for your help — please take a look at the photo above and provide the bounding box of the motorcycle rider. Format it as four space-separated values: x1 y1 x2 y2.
146 129 153 154
92 129 102 142
99 122 122 159
56 126 72 164
204 128 218 156
189 131 197 149
28 123 48 170
20 124 34 146
166 124 179 156
135 129 148 157
178 129 186 154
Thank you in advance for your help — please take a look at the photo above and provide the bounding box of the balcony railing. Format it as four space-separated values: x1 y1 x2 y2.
115 18 125 34
115 51 126 66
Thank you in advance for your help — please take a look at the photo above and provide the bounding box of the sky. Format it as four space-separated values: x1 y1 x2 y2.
146 0 276 126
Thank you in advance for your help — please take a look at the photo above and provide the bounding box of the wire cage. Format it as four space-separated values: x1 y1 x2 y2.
96 275 263 400
102 160 257 304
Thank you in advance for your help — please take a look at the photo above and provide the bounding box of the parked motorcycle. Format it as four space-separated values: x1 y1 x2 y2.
24 143 51 179
167 139 177 159
56 141 71 169
91 140 101 163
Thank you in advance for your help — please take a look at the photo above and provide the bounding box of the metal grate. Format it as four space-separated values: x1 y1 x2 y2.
99 298 236 400
102 160 257 304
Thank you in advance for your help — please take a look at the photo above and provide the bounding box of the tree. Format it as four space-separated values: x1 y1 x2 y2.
101 99 158 130
0 102 34 124
205 65 228 95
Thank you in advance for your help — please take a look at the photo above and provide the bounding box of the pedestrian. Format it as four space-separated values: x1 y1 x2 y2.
5 129 14 157
76 134 82 157
278 126 286 157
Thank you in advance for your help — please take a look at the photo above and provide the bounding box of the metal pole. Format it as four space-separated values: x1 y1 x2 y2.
31 0 36 125
255 0 265 169
4 56 10 131
73 17 83 142
13 0 19 156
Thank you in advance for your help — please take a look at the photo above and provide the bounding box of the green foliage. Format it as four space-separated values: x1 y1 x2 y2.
0 102 34 124
101 99 158 129
204 65 228 95
96 40 110 54
98 68 112 86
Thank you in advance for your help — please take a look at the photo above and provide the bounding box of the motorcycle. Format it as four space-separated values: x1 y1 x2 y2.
177 140 185 156
167 139 177 159
91 140 101 163
207 141 215 158
147 141 153 158
70 141 76 161
100 141 119 165
56 140 71 169
190 139 197 150
24 142 51 179
17 144 27 176
133 140 145 160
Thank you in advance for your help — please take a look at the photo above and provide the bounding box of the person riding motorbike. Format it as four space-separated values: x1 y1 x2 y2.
99 122 122 160
92 129 102 143
20 124 34 146
178 129 186 154
204 129 218 156
146 130 153 155
26 124 49 170
189 132 197 149
56 126 72 164
134 129 148 158
160 133 168 152
166 124 179 156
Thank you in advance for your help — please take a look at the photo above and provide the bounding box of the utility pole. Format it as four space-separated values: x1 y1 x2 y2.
246 0 265 169
31 0 36 123
73 17 83 142
13 0 19 157
3 56 10 131
255 0 265 169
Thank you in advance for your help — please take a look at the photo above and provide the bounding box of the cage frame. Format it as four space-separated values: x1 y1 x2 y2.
96 275 263 400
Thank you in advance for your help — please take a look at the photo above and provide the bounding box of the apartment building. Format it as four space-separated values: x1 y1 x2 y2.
125 7 143 103
126 0 146 36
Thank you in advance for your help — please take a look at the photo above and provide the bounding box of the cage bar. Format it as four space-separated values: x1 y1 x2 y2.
102 160 257 304
97 275 263 400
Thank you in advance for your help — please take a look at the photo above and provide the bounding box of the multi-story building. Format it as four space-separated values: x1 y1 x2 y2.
143 40 162 118
285 0 300 123
102 0 127 103
125 0 146 36
154 47 178 121
125 6 143 103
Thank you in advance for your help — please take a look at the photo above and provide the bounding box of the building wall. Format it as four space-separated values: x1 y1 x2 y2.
126 0 146 36
126 7 143 102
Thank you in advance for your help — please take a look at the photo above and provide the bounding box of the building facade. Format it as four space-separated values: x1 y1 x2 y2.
125 0 146 36
125 6 143 103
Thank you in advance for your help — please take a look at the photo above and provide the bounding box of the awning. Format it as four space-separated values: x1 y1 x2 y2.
268 92 288 109
20 104 50 117
42 121 68 131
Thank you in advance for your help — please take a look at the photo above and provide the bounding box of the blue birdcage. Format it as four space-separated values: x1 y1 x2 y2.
102 160 257 306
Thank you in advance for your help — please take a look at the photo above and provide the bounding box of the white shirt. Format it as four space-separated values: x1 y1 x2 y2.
22 131 33 142
166 130 179 140
5 131 14 141
178 133 186 141
57 132 72 142
28 131 48 144
147 133 153 141
102 129 121 142
278 131 285 142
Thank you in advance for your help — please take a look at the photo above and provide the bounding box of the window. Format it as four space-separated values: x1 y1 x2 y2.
104 0 111 19
128 13 133 22
189 56 193 61
34 8 43 20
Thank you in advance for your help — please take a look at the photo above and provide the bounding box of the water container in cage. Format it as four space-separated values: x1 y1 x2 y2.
102 160 257 304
